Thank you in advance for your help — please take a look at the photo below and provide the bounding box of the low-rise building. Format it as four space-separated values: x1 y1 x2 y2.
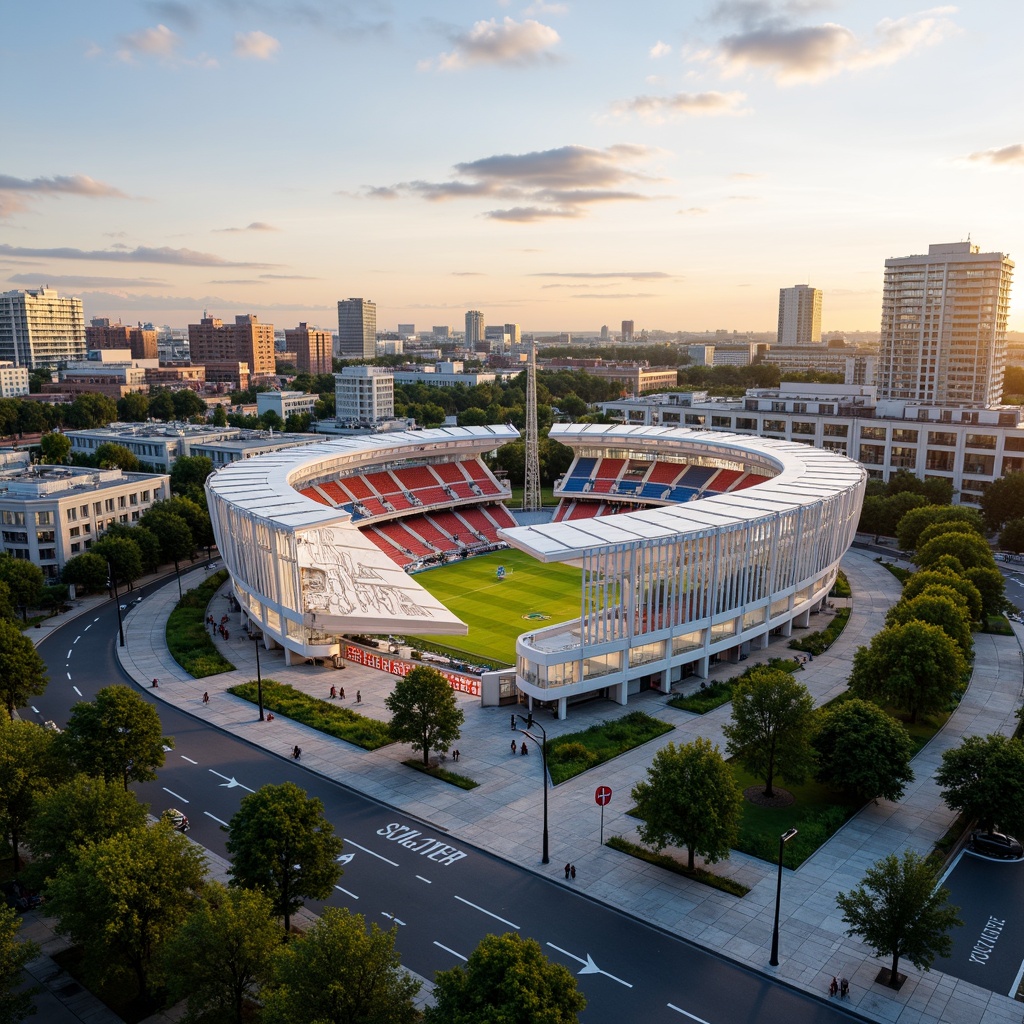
335 366 395 426
391 362 498 388
0 362 30 398
255 391 318 422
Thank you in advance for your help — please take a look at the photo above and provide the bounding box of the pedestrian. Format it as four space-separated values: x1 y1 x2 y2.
840 978 849 999
356 690 362 703
292 745 301 760
511 738 518 754
511 713 516 730
151 678 159 688
266 713 274 721
829 977 838 998
453 748 460 762
520 741 528 755
339 687 345 700
224 629 229 640
202 691 209 704
564 863 571 879
570 864 576 880
329 685 337 699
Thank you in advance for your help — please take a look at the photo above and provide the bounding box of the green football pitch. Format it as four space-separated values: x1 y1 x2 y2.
407 550 582 665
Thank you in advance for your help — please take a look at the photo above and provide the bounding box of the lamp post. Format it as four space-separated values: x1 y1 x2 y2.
769 827 799 967
249 628 265 721
518 712 549 864
107 560 125 648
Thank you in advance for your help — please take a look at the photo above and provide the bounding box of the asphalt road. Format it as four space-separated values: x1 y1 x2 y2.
26 576 870 1024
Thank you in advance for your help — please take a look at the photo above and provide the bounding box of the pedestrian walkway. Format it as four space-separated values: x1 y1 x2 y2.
112 549 1024 1024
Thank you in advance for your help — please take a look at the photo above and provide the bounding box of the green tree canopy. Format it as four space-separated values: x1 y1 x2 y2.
962 565 1006 618
915 532 997 573
212 403 228 426
91 534 144 590
148 390 176 421
157 496 213 551
896 505 985 553
0 903 39 1024
722 668 815 798
46 820 207 1002
858 492 928 538
915 519 985 552
998 518 1024 554
169 455 214 495
64 392 118 429
261 907 420 1024
885 592 974 658
138 507 194 566
0 619 49 717
384 665 465 766
162 882 281 1024
94 442 140 471
631 737 743 870
226 782 343 933
935 734 1024 835
849 620 967 723
836 850 961 987
812 699 914 803
902 570 982 622
981 471 1024 532
0 717 60 871
0 555 44 612
117 392 150 422
425 932 586 1024
61 551 109 593
58 685 172 789
172 389 206 420
25 774 149 889
39 430 71 464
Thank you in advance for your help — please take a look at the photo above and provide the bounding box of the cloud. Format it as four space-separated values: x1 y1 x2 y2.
611 90 748 121
144 1 198 31
678 206 710 216
650 40 672 58
452 272 486 276
117 23 180 61
77 291 331 313
0 174 131 218
571 292 659 300
365 186 400 199
964 143 1024 168
375 143 660 222
711 5 957 83
214 221 279 232
429 17 560 70
0 244 276 268
260 273 318 280
8 274 167 288
531 271 673 280
234 30 280 59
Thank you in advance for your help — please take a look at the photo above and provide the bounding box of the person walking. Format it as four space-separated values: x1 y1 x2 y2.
511 738 517 754
202 691 209 704
356 690 362 703
829 977 838 998
570 865 576 880
329 685 337 699
839 978 849 999
292 745 301 760
511 713 517 730
151 678 159 688
452 748 460 762
520 741 528 756
564 863 571 879
339 687 345 700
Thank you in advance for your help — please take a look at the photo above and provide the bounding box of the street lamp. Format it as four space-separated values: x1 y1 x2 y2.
518 712 549 864
769 827 799 967
249 628 265 722
107 560 125 648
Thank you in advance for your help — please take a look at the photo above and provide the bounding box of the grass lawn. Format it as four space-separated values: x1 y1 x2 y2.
166 569 235 678
408 549 582 665
546 710 674 784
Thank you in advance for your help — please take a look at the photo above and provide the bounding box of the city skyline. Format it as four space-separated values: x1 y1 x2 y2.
3 1 1023 333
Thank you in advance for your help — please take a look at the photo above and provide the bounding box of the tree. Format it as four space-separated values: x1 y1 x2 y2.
981 471 1024 532
148 390 176 421
722 668 815 798
384 665 465 766
962 565 1006 618
630 737 743 871
61 551 109 593
103 524 162 575
212 404 228 427
812 699 914 803
998 518 1024 554
46 820 207 1002
0 619 48 717
896 505 985 553
169 455 214 495
39 431 71 464
425 932 586 1024
25 774 149 888
58 685 172 789
885 592 973 658
836 850 961 987
159 496 214 552
91 535 143 590
916 532 997 573
261 908 419 1024
94 441 140 471
0 718 59 870
172 389 206 420
848 621 967 724
936 734 1024 835
162 882 281 1024
64 393 117 429
0 555 44 614
0 903 39 1024
227 782 343 934
117 392 150 423
902 569 982 622
915 519 984 552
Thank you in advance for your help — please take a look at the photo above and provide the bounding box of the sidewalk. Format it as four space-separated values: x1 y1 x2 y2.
113 550 1024 1024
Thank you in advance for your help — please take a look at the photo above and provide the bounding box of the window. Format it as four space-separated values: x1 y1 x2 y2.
94 502 102 515
889 447 917 469
129 493 138 506
892 429 918 443
925 450 954 471
763 419 786 433
735 418 757 430
711 416 732 428
35 511 53 526
69 526 80 538
928 431 957 447
71 542 81 554
860 426 886 440
104 499 114 512
118 496 126 509
80 505 89 517
823 423 847 437
792 421 815 435
859 444 886 465
965 434 997 450
66 508 77 522
818 404 835 415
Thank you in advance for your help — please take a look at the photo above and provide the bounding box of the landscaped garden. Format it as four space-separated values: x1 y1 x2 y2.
545 711 673 785
166 569 235 678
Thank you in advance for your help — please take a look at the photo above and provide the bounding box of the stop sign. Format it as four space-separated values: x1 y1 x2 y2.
595 785 612 806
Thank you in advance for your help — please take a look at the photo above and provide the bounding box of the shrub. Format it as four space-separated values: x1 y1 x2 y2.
165 570 235 678
546 711 673 784
605 836 749 897
789 607 850 655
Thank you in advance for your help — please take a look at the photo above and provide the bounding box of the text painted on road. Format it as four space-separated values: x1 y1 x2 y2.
969 916 1006 964
376 823 467 865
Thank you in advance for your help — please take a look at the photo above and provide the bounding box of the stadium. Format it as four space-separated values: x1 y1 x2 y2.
206 423 865 717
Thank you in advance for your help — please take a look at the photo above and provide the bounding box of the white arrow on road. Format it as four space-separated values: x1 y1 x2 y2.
381 912 406 926
547 943 632 987
336 853 355 865
209 769 255 792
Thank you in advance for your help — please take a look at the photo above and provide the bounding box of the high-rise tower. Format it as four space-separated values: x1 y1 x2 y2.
777 284 822 345
878 242 1013 408
522 339 541 512
0 288 86 368
337 299 377 360
465 310 485 347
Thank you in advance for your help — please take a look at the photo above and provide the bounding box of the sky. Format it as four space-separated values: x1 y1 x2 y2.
3 1 1023 335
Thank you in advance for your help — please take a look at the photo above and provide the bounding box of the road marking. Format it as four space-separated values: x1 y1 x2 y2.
30 706 39 714
381 912 406 926
181 755 198 764
935 850 964 889
416 875 432 884
342 838 399 866
668 1005 711 1023
455 896 519 930
334 885 359 899
66 649 72 660
204 811 230 826
162 787 189 803
66 673 71 680
1009 957 1024 1000
547 944 632 988
74 636 80 644
93 617 100 622
84 624 92 631
433 941 467 961
73 686 82 696
209 770 255 792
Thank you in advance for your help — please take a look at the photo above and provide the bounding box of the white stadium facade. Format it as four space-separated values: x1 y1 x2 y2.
206 422 865 719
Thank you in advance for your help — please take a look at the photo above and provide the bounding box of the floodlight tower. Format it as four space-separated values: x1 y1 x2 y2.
523 338 541 511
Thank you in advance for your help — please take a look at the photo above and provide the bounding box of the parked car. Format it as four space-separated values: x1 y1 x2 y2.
969 830 1023 859
162 808 190 833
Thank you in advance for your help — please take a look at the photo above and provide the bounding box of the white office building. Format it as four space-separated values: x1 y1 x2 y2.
334 366 394 426
256 390 318 422
0 288 86 368
777 284 822 345
0 362 30 397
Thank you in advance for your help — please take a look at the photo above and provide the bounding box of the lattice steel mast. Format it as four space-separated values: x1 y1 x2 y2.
522 338 541 511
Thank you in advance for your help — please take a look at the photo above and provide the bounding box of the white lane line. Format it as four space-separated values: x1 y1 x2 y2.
342 838 399 866
547 944 633 988
66 673 71 680
66 649 72 659
73 686 82 696
454 895 519 930
433 941 467 962
204 811 230 827
334 885 359 900
381 912 406 926
547 942 587 966
84 623 92 631
30 706 39 714
93 617 99 622
74 636 80 644
180 755 198 764
667 1006 711 1023
415 875 432 884
1008 957 1024 1000
208 770 255 793
162 788 189 803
